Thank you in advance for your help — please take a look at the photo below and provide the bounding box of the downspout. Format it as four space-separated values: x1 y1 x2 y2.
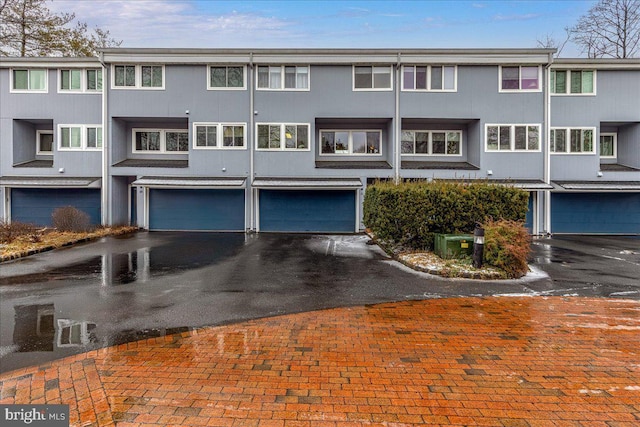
99 52 110 226
394 53 401 184
543 52 554 235
249 52 255 231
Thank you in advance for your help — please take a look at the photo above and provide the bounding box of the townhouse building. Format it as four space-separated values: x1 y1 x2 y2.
1 48 639 235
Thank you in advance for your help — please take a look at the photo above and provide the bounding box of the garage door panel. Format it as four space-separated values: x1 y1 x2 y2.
259 190 356 233
11 188 101 227
552 193 640 234
149 189 244 231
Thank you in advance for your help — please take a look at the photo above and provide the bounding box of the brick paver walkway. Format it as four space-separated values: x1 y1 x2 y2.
1 296 639 427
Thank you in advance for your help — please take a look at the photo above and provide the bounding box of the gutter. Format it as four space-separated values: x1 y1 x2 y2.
98 52 110 226
543 52 554 235
249 52 255 231
394 53 401 184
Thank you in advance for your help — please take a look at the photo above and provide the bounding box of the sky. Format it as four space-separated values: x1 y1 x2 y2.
48 0 597 57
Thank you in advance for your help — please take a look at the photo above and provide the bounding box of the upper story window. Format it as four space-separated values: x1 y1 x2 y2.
353 66 392 90
36 130 54 155
401 130 461 155
551 70 595 95
257 123 309 151
402 66 456 91
11 69 47 92
58 125 102 150
320 130 382 155
257 66 309 90
59 69 102 93
133 129 188 153
113 65 164 89
500 66 540 92
193 123 246 149
486 124 540 151
209 66 245 90
600 133 617 158
551 128 595 154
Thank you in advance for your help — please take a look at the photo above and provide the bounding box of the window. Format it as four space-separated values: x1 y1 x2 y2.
36 130 54 154
600 133 617 158
500 66 540 91
257 123 309 150
402 66 456 91
11 69 47 92
133 129 188 152
257 65 309 90
401 131 461 155
550 128 595 154
320 130 381 155
58 125 102 150
113 65 164 89
551 70 595 94
486 125 540 151
353 66 392 90
59 68 102 92
209 66 245 89
193 123 247 149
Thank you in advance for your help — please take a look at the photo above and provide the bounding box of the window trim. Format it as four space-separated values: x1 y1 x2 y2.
255 123 311 151
551 69 597 96
57 124 103 151
36 130 54 155
599 132 617 159
255 65 310 91
319 129 384 156
498 66 542 93
111 64 165 90
132 128 189 153
401 65 457 92
401 130 463 156
485 124 542 152
10 68 48 93
207 65 247 90
352 65 393 91
57 68 103 93
550 127 597 155
192 123 247 150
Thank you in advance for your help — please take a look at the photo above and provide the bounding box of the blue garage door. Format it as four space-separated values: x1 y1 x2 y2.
525 193 534 232
259 190 356 233
552 193 640 234
149 189 244 231
11 188 101 227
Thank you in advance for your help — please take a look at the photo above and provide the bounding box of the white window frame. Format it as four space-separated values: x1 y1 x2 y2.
132 128 189 153
401 130 463 156
599 132 617 159
256 65 310 91
485 124 542 152
208 65 247 90
401 65 457 92
319 129 383 156
112 64 165 90
10 68 48 93
192 123 247 150
551 69 596 96
550 127 597 155
498 66 542 93
58 68 103 93
36 130 54 155
353 66 393 91
57 125 103 151
256 123 311 151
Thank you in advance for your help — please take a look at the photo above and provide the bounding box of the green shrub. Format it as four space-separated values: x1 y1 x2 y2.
363 180 529 250
52 206 93 232
483 219 531 279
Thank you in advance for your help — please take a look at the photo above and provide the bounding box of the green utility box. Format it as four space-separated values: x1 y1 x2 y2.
434 233 474 259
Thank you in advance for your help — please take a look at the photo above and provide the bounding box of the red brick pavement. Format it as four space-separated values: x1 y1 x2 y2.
1 296 639 427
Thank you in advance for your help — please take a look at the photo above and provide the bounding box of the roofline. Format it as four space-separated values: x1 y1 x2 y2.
0 56 99 68
97 47 556 55
553 57 640 70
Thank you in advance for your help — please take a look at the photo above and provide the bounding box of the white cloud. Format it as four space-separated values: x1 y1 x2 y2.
493 13 541 22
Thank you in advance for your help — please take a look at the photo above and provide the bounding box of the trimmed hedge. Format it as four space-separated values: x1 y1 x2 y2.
363 180 529 250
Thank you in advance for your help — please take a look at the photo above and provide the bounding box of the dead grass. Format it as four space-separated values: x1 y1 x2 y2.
0 226 138 261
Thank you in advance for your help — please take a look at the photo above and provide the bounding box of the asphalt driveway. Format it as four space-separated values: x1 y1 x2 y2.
1 232 638 373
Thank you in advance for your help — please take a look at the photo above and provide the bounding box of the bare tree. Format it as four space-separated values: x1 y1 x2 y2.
536 29 572 57
570 0 640 58
0 0 121 57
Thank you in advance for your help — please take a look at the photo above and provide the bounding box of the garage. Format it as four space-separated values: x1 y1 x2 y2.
10 187 101 227
551 192 640 234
